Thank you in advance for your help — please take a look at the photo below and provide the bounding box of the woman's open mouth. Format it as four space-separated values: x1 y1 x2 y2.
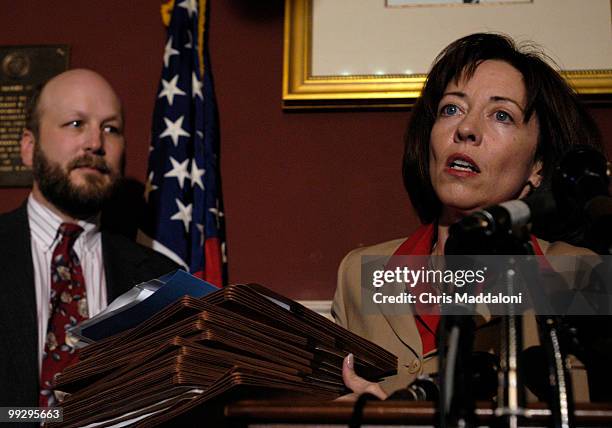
445 154 481 176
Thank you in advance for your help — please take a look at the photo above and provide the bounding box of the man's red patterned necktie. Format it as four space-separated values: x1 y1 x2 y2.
40 223 89 407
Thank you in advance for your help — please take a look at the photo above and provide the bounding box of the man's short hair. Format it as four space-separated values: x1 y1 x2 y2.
24 75 125 141
24 82 46 138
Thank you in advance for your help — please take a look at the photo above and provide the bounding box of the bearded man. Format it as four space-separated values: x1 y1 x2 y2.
0 69 178 409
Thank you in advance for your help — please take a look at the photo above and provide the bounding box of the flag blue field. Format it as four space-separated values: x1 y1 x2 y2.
140 0 227 287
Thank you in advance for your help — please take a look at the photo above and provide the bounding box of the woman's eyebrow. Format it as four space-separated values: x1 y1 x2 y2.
490 96 524 112
441 91 465 98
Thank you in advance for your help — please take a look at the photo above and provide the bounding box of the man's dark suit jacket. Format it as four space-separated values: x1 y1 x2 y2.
0 203 180 407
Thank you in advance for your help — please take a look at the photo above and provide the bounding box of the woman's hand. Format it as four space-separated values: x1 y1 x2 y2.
338 353 388 401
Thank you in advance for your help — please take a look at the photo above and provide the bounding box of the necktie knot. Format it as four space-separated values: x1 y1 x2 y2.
58 223 84 247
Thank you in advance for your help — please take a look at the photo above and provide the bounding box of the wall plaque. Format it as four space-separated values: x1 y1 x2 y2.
0 45 69 187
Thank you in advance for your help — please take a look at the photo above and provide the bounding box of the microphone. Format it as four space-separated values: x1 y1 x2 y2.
386 352 498 402
448 190 557 237
554 145 610 207
555 145 611 253
446 145 611 254
444 191 554 255
387 375 440 401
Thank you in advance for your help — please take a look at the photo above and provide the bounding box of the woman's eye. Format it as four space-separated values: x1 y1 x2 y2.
495 110 514 123
439 104 459 116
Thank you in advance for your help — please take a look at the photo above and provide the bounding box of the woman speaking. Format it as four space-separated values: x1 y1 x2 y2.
332 32 603 399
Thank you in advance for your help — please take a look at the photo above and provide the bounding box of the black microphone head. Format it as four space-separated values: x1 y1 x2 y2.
521 186 557 229
551 145 611 252
554 145 610 207
387 375 439 401
446 215 531 255
521 184 576 242
446 215 491 255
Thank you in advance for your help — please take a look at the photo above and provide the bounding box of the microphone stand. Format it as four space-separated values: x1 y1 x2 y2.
559 261 612 402
495 261 526 428
536 315 576 428
495 239 577 428
442 208 583 427
439 240 494 428
437 304 477 428
444 218 532 428
519 238 576 428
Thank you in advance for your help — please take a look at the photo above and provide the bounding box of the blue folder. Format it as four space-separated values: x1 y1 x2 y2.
80 270 219 341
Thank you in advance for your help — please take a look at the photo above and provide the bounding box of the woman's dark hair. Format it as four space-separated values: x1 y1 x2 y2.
403 32 602 226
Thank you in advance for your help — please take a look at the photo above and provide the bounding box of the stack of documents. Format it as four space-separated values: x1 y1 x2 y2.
50 271 397 427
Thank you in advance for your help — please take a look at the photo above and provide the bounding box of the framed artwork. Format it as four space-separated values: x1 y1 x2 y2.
387 0 532 5
283 0 612 109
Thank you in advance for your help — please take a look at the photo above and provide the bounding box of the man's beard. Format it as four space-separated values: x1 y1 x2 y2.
33 143 121 219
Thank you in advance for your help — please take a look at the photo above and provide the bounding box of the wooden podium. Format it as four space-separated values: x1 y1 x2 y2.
224 400 612 427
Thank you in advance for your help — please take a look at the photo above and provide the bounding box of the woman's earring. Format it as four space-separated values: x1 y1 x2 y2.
524 180 537 196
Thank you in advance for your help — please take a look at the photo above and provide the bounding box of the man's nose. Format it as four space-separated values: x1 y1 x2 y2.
83 128 106 155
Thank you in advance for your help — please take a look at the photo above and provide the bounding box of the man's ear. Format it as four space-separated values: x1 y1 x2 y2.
20 129 35 168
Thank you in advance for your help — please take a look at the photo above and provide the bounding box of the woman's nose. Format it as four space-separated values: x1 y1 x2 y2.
454 112 482 145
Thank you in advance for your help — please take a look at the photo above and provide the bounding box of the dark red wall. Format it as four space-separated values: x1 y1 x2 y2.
1 1 610 299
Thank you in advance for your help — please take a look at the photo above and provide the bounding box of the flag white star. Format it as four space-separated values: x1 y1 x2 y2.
191 160 205 189
170 199 192 233
160 116 190 147
163 36 179 67
209 199 225 229
144 171 158 201
179 0 197 18
221 241 227 264
158 75 186 106
196 223 205 246
164 156 191 189
185 30 193 49
192 72 203 99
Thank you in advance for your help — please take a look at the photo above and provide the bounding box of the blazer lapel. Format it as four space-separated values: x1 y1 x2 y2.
101 232 154 302
375 224 436 359
0 203 39 405
362 251 423 358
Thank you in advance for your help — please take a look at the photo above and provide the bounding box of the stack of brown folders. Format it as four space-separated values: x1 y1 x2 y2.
50 283 397 427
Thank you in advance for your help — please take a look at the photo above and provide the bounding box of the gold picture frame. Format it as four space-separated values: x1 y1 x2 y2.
283 0 612 109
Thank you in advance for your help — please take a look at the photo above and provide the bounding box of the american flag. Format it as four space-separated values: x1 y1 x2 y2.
139 0 227 287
